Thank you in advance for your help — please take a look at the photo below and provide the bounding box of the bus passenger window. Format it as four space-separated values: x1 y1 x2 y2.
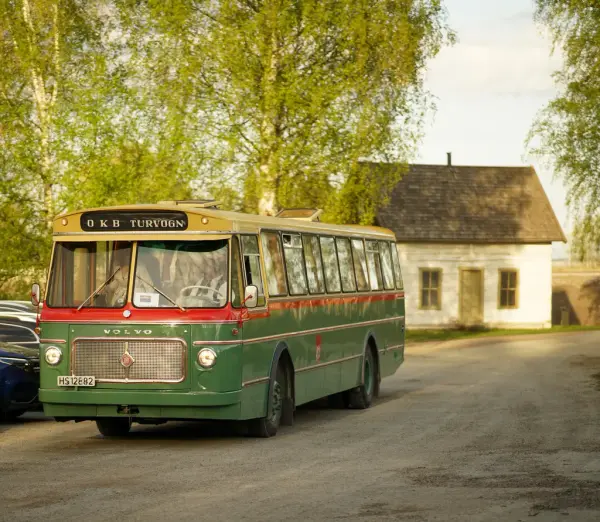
365 240 384 290
379 242 396 290
282 233 308 295
319 237 341 293
260 232 288 296
335 238 357 292
302 235 325 294
390 242 404 290
351 239 370 291
241 235 266 306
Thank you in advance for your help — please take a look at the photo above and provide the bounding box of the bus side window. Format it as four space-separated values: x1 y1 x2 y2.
379 241 396 290
282 233 308 295
319 236 342 293
365 240 384 290
302 235 326 294
351 239 370 291
241 235 266 306
390 241 404 290
335 237 357 292
231 237 243 307
260 232 288 297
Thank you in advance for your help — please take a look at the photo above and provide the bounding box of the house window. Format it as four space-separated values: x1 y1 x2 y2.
420 269 442 309
499 269 518 309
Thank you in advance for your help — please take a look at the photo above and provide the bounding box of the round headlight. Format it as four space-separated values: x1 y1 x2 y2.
45 346 62 366
197 348 216 368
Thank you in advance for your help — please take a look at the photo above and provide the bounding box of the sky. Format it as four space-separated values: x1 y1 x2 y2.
413 0 569 258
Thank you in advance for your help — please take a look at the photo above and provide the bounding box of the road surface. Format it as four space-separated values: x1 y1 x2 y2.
2 332 600 522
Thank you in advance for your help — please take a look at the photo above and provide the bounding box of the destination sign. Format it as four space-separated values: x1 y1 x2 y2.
80 211 188 231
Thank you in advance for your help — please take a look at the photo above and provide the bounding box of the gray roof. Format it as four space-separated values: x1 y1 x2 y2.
373 163 567 244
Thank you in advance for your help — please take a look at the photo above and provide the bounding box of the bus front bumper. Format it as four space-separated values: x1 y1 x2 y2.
39 388 243 420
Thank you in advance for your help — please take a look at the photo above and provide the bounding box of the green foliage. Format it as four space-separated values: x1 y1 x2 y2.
529 1 600 253
0 0 453 297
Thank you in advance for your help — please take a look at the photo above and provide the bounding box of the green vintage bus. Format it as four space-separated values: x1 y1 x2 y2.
34 202 405 437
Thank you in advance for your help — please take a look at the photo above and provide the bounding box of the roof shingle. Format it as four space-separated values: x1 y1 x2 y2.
373 163 567 244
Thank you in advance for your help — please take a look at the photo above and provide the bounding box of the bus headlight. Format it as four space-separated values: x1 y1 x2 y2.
45 346 62 366
197 348 216 368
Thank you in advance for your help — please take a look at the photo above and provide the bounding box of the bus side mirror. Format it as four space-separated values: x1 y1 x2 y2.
244 285 258 308
31 283 40 306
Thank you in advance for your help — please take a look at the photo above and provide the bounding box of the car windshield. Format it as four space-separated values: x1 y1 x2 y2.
47 241 133 308
133 240 229 308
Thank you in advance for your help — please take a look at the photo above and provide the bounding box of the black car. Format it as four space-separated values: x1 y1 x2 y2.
0 312 40 350
0 342 40 421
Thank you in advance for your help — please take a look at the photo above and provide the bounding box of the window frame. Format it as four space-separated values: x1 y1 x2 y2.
318 235 343 294
365 239 385 292
389 241 404 290
238 234 268 308
419 268 443 310
259 230 289 298
335 236 358 293
498 268 519 309
281 232 309 297
132 239 229 310
301 233 327 295
378 241 396 291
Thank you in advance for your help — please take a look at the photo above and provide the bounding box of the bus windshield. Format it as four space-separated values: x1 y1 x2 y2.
133 240 229 309
47 241 133 308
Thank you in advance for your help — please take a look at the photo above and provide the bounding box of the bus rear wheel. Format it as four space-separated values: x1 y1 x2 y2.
349 348 376 409
96 417 132 437
247 363 288 438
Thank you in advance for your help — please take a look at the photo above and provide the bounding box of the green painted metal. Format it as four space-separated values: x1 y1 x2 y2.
39 254 405 423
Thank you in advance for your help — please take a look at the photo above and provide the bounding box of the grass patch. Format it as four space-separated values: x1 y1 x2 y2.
406 325 600 344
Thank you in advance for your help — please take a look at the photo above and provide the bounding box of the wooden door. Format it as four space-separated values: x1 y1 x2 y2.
460 269 483 325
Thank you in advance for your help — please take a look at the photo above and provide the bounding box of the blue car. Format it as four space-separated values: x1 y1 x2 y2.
0 342 40 421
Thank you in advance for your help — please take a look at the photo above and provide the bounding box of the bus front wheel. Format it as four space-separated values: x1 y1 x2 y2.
349 348 376 409
247 363 288 438
96 417 132 437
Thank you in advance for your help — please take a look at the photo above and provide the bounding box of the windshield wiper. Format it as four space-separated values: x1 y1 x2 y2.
135 274 186 312
77 267 121 311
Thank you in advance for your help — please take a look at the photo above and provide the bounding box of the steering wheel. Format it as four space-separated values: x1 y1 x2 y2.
179 285 226 302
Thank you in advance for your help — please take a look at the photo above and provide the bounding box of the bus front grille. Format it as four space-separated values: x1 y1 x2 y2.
71 338 186 383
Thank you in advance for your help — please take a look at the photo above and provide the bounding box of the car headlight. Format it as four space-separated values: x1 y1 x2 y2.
197 348 216 368
45 346 62 366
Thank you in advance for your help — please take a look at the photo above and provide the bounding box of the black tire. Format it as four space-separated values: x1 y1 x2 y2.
348 348 377 409
247 363 287 438
96 417 132 437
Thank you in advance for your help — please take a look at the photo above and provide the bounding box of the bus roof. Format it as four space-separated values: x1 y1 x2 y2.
53 203 396 241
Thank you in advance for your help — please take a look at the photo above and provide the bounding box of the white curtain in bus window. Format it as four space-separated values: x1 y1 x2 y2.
335 238 357 292
319 237 342 293
365 240 384 290
379 242 396 290
282 233 308 295
390 242 404 289
302 235 326 294
241 235 266 305
260 232 288 296
351 239 370 291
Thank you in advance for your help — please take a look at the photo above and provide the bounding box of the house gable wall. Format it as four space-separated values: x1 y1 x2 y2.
397 243 553 329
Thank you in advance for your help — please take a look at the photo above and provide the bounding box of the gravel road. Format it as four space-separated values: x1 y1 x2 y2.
2 332 600 522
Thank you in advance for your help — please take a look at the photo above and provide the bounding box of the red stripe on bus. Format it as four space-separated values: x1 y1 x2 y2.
269 292 404 310
39 292 404 323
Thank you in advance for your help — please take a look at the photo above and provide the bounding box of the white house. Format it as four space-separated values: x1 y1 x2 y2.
374 160 567 329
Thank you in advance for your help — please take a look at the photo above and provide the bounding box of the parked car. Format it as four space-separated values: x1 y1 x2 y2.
0 312 39 350
0 300 36 314
0 341 40 421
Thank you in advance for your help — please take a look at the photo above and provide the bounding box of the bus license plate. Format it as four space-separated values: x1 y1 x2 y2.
58 376 96 387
